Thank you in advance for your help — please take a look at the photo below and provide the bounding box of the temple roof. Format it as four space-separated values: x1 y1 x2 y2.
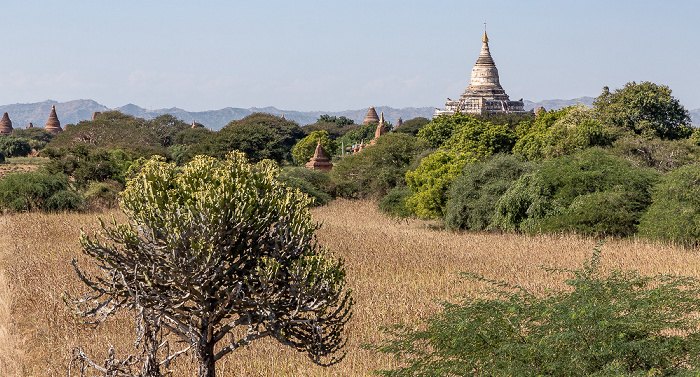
0 112 13 135
45 105 62 133
305 139 333 171
362 106 380 125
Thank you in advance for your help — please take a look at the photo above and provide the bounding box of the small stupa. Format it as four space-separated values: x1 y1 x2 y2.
395 117 403 129
362 107 380 125
0 113 13 135
45 105 62 133
370 112 388 145
305 139 333 171
28 122 34 128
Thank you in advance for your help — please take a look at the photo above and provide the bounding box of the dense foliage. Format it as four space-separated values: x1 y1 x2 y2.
406 114 516 219
45 111 170 158
277 166 333 207
514 105 615 161
638 163 700 247
330 133 428 199
445 154 535 231
493 148 659 237
184 113 304 164
370 249 700 376
0 171 84 212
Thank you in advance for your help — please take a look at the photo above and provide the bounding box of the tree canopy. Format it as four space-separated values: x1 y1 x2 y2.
594 81 692 140
184 113 304 164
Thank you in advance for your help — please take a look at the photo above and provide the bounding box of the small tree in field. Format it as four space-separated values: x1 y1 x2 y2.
67 152 353 377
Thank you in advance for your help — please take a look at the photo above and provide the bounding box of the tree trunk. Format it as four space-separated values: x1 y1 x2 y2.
196 342 217 377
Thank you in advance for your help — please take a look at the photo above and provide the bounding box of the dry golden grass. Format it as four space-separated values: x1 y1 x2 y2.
1 199 699 376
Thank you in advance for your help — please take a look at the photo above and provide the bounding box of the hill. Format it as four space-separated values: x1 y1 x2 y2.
0 98 697 130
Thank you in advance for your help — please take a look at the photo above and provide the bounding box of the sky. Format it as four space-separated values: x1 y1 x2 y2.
0 1 698 112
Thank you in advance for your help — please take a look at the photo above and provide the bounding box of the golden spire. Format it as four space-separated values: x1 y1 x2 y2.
483 21 488 43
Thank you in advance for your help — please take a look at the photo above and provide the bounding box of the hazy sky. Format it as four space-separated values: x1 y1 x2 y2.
1 1 698 112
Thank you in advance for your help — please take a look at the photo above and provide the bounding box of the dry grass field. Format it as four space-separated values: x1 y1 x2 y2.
1 199 699 376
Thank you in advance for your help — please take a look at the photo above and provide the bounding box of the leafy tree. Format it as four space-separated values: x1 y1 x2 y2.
514 105 616 161
68 153 353 377
317 114 355 127
417 115 458 148
184 113 304 164
172 127 211 146
445 154 535 231
493 148 659 236
393 117 430 136
405 150 468 219
143 114 191 147
638 163 700 247
292 130 339 165
369 249 700 376
45 111 167 158
330 133 428 199
303 117 358 140
594 81 692 139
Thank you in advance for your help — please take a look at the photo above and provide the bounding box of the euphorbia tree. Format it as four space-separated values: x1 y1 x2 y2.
68 152 353 377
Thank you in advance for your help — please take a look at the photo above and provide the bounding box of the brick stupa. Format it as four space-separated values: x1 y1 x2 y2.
362 106 380 125
370 112 389 145
0 113 13 135
305 140 333 171
45 105 62 133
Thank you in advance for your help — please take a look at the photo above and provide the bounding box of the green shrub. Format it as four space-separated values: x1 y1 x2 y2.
638 164 700 247
167 144 189 165
277 166 332 207
84 180 123 210
493 148 659 237
0 136 32 157
330 133 428 199
42 146 135 187
378 187 413 218
44 190 85 211
445 154 535 231
369 248 700 376
0 171 82 212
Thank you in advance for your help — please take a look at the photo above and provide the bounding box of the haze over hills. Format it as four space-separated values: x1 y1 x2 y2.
0 97 697 131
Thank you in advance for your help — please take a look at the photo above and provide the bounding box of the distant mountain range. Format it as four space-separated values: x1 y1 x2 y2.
0 97 697 131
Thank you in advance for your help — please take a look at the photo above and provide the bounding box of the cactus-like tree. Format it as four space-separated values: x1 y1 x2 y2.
67 152 353 377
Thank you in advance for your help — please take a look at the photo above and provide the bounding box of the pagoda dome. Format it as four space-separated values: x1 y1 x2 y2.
362 106 380 125
45 105 62 133
0 113 13 135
